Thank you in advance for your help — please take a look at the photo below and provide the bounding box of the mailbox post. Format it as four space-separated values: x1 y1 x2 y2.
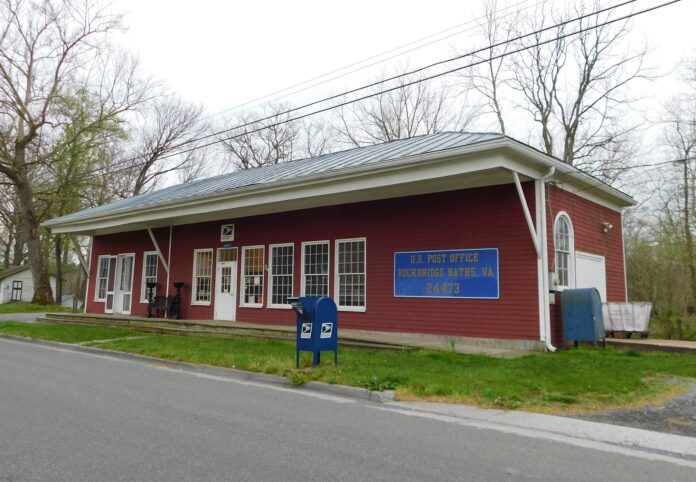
289 297 338 368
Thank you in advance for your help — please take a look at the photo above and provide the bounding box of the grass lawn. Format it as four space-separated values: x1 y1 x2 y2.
0 302 73 314
0 322 136 343
1 322 696 413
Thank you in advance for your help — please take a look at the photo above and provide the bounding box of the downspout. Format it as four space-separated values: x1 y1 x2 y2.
621 211 628 301
537 167 556 352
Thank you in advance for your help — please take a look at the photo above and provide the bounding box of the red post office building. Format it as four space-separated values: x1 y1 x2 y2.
46 132 634 351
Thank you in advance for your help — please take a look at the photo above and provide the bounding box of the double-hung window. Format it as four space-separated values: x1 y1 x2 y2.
301 241 329 297
241 246 265 307
140 251 159 303
95 255 112 301
335 238 366 311
268 244 294 308
192 249 213 304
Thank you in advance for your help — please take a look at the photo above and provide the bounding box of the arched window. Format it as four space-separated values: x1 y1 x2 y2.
554 213 574 289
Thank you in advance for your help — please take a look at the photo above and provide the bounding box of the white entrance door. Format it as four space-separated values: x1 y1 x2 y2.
113 254 135 315
214 248 238 321
575 251 607 301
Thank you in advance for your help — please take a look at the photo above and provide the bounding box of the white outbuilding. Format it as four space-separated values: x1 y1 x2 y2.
0 266 57 304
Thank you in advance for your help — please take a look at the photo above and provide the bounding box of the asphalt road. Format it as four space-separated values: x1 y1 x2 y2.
1 339 694 482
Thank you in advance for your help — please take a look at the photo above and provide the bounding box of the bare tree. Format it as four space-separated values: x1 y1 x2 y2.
217 103 334 170
463 0 517 135
663 93 696 306
334 66 479 147
508 1 650 167
119 96 208 196
465 0 651 176
0 0 150 303
0 185 22 267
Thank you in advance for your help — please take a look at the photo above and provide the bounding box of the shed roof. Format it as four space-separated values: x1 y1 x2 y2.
44 131 635 235
0 265 29 280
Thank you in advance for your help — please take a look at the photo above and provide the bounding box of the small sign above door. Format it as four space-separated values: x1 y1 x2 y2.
221 224 235 242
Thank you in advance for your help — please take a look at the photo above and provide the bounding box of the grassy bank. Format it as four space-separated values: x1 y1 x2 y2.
1 322 695 412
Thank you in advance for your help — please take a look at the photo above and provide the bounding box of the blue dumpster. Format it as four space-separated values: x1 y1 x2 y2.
288 297 338 368
561 288 605 344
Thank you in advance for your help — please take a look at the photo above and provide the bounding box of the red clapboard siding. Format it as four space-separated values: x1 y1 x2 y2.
545 185 626 345
87 182 542 341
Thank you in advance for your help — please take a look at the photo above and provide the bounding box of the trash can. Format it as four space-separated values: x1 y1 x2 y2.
561 288 605 345
288 297 338 367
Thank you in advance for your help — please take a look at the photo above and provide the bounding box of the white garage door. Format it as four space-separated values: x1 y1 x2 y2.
575 251 606 301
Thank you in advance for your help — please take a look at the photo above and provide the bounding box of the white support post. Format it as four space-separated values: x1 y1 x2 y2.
147 228 170 274
164 226 173 319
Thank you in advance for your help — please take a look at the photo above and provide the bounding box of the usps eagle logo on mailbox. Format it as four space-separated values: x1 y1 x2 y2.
320 322 333 339
300 323 312 339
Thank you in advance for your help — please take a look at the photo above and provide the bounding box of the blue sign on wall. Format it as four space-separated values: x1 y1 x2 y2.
394 248 499 299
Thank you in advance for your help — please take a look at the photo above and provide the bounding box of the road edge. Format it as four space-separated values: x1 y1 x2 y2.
0 334 394 403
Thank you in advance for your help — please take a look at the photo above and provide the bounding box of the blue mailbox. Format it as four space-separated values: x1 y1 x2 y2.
561 288 605 345
289 296 338 368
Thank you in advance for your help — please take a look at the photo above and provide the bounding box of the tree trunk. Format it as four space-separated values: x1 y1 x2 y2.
12 233 24 266
3 233 13 269
14 155 54 304
683 159 696 315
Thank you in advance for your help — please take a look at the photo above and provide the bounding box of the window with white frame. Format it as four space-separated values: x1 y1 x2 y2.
554 214 574 289
268 244 294 307
335 238 366 310
95 256 111 301
302 241 329 297
192 249 213 304
242 246 265 307
140 252 159 303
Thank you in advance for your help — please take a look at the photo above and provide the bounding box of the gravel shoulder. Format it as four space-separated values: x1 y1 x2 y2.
572 382 696 437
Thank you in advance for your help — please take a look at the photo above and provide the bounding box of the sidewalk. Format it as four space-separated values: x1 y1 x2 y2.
607 337 696 355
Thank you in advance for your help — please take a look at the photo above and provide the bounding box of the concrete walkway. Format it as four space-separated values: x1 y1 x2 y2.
607 337 696 355
0 312 46 322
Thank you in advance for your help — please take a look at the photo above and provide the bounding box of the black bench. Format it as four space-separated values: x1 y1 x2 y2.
148 295 176 318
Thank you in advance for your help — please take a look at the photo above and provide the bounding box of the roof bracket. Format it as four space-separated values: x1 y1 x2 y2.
512 171 542 259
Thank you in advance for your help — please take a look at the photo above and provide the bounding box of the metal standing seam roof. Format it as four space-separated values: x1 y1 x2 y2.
46 132 504 225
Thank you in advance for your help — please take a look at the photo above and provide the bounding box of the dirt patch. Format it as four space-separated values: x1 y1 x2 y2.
571 382 696 437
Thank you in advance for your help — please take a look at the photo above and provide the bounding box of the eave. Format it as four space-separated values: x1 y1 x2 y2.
44 138 635 236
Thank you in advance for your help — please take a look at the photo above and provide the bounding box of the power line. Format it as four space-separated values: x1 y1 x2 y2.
560 156 696 200
168 0 641 154
157 0 667 162
45 0 674 190
200 0 538 121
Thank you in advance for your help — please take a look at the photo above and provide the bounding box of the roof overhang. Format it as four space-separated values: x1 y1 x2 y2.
44 138 635 236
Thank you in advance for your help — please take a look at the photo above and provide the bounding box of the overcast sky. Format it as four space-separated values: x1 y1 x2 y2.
111 0 695 116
